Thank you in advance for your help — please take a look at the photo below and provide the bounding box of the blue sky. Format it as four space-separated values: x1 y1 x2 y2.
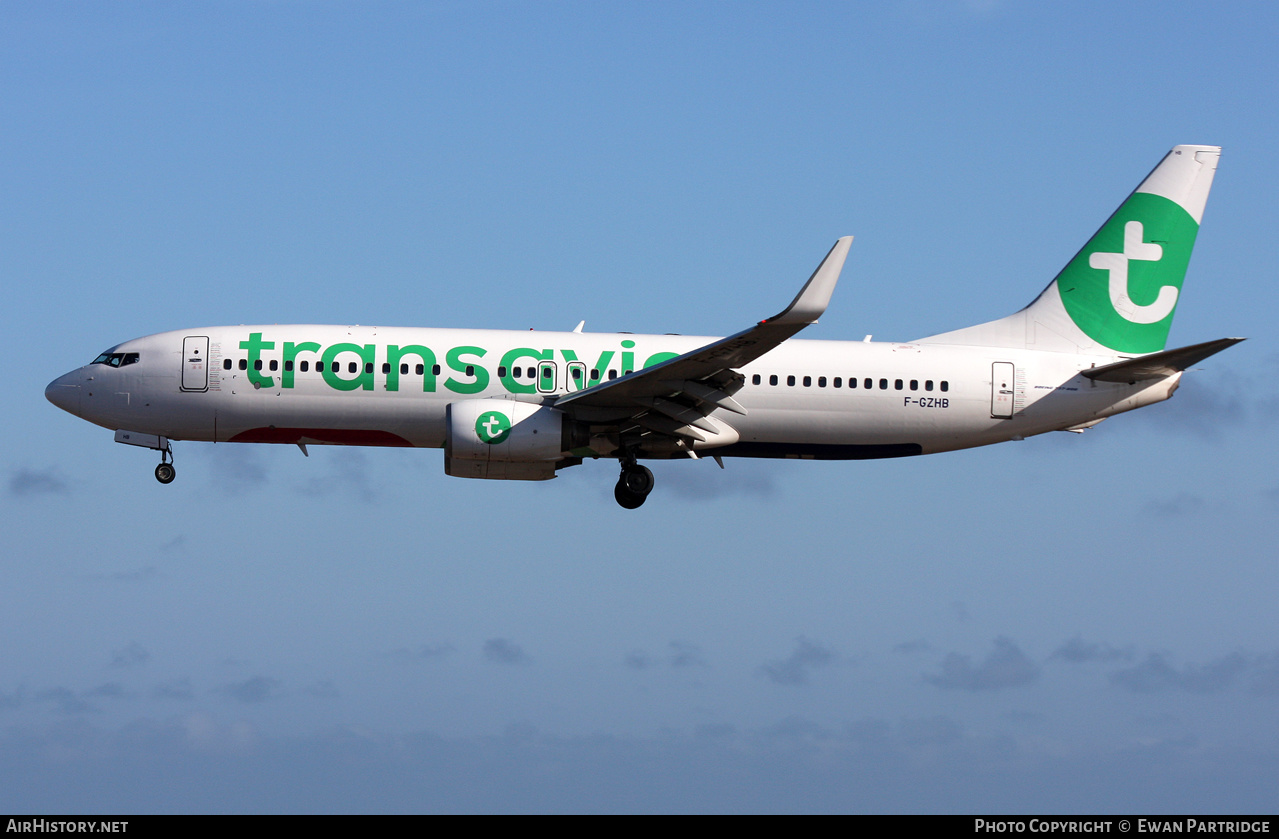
3 1 1278 813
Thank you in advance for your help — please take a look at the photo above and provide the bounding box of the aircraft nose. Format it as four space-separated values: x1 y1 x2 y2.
45 372 82 416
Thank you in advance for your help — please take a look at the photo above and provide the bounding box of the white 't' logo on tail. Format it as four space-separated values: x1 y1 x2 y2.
1088 220 1178 324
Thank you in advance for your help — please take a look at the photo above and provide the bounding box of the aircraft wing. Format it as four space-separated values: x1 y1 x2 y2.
552 237 852 445
1081 337 1245 384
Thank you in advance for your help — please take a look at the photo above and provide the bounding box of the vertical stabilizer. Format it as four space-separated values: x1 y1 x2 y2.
919 145 1220 355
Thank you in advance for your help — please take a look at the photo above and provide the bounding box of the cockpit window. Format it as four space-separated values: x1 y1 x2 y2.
91 352 140 368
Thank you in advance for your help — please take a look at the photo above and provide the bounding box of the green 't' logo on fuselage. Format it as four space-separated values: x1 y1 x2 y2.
475 410 511 444
1056 192 1200 354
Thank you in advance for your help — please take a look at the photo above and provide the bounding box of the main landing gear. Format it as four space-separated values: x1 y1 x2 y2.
614 456 654 509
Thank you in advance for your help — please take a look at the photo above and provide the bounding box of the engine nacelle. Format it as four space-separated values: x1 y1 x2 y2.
444 399 567 481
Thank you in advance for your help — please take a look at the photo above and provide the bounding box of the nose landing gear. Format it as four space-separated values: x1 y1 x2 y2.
154 446 175 484
113 430 177 485
614 457 654 509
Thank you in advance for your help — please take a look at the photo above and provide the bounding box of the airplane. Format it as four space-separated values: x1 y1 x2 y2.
46 145 1241 509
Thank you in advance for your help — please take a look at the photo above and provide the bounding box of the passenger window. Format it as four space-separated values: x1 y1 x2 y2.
572 368 582 380
498 366 507 378
346 362 356 374
894 379 903 390
269 360 278 372
382 363 390 374
925 380 933 391
803 376 811 387
818 376 826 387
752 374 761 385
591 369 601 380
253 360 263 371
316 362 325 372
864 378 873 389
910 380 918 391
365 362 373 375
223 359 232 370
787 375 796 386
467 365 476 377
239 359 247 371
940 381 949 392
834 377 842 388
401 363 409 375
513 367 521 378
769 374 778 386
284 360 293 372
300 361 309 372
416 364 425 375
608 370 617 380
433 365 441 375
879 379 887 390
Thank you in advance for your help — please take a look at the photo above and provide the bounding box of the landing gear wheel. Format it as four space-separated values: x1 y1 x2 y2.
614 483 646 509
614 463 654 508
155 463 176 484
621 465 654 497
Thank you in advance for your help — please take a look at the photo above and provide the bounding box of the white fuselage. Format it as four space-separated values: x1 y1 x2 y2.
41 147 1228 505
45 324 1175 462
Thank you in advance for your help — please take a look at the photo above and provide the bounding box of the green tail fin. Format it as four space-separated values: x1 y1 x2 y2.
920 145 1220 355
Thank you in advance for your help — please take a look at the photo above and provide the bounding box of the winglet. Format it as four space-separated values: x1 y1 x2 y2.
553 237 854 413
765 236 853 326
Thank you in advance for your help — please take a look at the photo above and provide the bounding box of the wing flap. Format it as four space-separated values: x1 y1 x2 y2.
661 379 747 415
637 397 719 432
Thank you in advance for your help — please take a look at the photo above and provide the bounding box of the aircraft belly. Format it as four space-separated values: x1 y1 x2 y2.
734 403 940 448
208 388 448 448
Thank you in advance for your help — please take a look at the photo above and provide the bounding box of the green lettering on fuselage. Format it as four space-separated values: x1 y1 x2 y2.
386 344 438 392
445 345 488 394
499 348 552 394
321 343 375 391
282 341 321 388
240 332 276 388
245 334 675 396
560 348 618 390
644 351 679 368
620 339 635 375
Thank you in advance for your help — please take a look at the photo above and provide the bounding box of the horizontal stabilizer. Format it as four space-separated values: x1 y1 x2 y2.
1081 337 1244 383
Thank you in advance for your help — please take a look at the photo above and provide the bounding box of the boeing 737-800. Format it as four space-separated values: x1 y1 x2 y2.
46 145 1241 508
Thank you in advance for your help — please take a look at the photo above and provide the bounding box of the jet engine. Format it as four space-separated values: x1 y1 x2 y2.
444 399 580 480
